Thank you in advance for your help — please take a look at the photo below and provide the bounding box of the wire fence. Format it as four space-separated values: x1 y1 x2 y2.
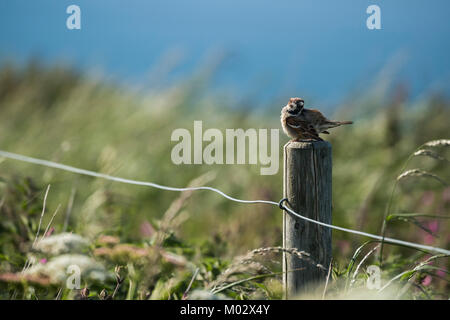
0 149 449 256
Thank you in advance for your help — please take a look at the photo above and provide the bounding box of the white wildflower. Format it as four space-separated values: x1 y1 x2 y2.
25 254 112 283
187 290 231 300
34 233 89 256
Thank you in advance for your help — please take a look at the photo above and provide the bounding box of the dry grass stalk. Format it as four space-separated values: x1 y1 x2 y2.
350 244 380 287
40 204 61 242
156 171 216 244
182 268 199 300
32 184 51 249
244 247 326 270
322 259 333 300
21 185 51 276
413 149 448 162
209 246 325 290
424 139 450 147
397 169 448 186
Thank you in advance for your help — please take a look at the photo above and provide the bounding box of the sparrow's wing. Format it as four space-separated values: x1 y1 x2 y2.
286 117 320 138
286 117 309 128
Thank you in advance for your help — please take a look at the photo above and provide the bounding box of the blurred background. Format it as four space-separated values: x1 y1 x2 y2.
1 0 450 105
0 0 448 299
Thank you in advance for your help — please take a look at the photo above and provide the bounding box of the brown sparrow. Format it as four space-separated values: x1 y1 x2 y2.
281 97 353 141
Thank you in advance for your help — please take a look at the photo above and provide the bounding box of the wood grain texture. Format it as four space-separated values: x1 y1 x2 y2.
283 141 332 298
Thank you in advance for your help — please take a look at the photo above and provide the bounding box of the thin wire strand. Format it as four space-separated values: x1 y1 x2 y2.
0 150 276 206
282 205 450 255
1 149 449 256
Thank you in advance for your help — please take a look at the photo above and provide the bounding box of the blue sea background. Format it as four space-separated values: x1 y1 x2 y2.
1 0 449 107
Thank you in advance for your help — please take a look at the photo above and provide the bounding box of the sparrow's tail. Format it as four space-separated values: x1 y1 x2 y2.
333 120 353 125
322 120 353 130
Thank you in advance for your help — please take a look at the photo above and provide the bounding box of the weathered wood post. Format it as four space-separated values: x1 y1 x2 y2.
283 141 332 298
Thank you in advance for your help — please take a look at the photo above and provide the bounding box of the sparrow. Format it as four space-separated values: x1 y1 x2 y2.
281 97 353 141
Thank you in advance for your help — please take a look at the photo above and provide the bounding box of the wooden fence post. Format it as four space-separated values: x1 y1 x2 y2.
283 141 332 298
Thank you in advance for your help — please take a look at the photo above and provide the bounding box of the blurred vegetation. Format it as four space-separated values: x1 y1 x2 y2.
0 60 448 299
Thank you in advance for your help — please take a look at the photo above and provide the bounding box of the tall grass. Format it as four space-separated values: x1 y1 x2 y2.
0 61 448 299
